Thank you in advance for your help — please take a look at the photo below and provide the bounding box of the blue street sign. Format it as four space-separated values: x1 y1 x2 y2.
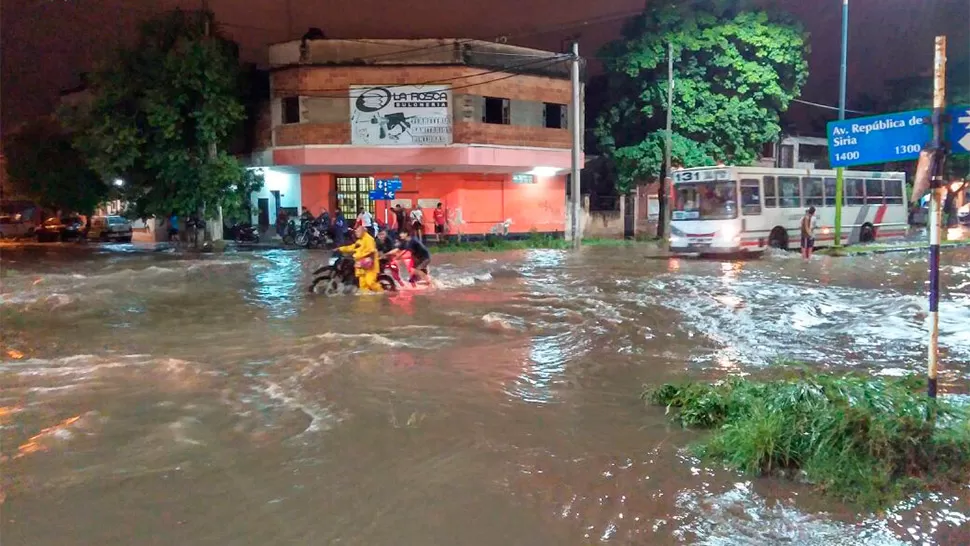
827 106 970 168
368 189 396 201
376 178 402 191
952 107 970 155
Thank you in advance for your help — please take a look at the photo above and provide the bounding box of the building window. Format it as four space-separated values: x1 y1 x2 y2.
282 97 300 125
336 176 376 214
544 103 566 129
778 144 794 168
483 97 510 124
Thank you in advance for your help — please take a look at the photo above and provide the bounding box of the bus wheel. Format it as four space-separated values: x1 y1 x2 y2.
860 223 875 243
768 227 788 250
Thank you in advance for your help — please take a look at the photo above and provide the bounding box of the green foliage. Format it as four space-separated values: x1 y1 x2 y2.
645 373 970 508
2 117 108 214
63 10 261 220
596 0 809 191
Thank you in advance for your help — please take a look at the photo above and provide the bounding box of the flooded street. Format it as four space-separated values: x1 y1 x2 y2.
1 243 968 545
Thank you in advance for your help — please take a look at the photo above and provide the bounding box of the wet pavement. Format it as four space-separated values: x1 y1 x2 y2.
1 242 968 545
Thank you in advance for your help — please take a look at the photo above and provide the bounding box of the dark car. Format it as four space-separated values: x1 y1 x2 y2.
36 216 85 243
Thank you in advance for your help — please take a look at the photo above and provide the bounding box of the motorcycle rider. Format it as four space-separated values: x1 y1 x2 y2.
337 224 383 292
394 229 431 284
375 228 396 256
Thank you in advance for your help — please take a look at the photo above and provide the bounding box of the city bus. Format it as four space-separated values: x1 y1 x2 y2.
668 166 909 255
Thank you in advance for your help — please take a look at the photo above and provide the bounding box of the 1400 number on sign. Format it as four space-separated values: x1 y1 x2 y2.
833 151 860 162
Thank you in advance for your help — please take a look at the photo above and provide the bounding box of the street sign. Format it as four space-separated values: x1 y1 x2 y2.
827 106 970 168
952 107 970 154
376 178 403 192
368 189 396 201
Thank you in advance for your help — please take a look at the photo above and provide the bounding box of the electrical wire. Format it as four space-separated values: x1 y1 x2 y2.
273 55 570 100
272 54 571 97
792 98 869 115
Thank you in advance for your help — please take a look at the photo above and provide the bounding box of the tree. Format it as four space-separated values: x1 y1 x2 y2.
595 0 810 192
2 117 108 214
64 9 261 235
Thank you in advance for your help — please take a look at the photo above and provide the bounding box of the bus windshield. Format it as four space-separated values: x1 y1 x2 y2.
673 182 738 220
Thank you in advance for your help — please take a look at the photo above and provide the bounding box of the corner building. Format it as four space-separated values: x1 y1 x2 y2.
252 38 582 235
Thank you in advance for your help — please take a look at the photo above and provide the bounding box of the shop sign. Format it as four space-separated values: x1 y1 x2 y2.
350 85 452 146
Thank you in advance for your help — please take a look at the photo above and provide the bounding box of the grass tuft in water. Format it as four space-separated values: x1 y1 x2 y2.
644 373 970 509
433 232 657 253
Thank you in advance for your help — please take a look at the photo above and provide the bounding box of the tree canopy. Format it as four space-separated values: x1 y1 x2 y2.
64 9 261 221
595 0 810 191
2 117 108 214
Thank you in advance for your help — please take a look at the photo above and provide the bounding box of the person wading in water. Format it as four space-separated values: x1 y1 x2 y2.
800 206 818 259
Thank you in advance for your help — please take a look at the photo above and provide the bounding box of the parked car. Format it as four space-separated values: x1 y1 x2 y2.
87 215 133 242
35 216 85 243
0 215 34 239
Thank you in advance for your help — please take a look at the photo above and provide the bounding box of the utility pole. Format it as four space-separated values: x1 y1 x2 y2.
833 0 849 248
201 0 223 242
570 41 582 250
927 36 948 399
660 41 674 240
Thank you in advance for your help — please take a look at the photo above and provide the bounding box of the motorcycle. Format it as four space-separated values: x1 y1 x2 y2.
296 219 331 249
308 251 396 295
228 222 260 244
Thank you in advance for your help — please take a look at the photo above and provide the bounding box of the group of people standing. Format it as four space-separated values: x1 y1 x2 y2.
296 202 448 244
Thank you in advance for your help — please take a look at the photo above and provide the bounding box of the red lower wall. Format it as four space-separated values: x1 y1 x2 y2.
300 172 565 235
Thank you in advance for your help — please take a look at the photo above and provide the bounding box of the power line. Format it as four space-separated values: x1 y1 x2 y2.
792 98 869 115
272 54 571 98
274 56 570 100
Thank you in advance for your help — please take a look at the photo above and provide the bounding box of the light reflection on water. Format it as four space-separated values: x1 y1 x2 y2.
247 249 304 319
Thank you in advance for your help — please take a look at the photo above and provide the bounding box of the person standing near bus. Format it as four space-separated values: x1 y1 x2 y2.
800 206 817 259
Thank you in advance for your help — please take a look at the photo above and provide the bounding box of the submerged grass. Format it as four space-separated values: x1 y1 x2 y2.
433 233 657 253
644 373 970 509
818 240 970 256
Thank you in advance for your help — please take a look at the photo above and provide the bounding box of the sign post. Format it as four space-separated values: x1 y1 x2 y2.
926 36 948 399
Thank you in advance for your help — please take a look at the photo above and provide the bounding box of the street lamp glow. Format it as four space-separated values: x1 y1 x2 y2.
528 166 560 177
113 178 124 187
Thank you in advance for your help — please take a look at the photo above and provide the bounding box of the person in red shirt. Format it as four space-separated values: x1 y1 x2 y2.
432 202 446 242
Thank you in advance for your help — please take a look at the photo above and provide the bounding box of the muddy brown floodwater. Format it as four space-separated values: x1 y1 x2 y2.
1 243 968 545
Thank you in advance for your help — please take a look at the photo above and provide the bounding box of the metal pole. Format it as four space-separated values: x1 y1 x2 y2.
662 41 674 241
570 41 582 250
928 36 948 399
833 0 849 248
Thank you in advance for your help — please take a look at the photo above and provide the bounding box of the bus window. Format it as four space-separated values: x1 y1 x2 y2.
802 177 823 207
778 176 801 208
763 176 777 207
865 179 885 204
846 178 865 205
740 179 761 215
824 177 837 206
884 179 904 204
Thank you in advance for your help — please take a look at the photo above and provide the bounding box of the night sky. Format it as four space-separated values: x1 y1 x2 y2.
2 0 967 134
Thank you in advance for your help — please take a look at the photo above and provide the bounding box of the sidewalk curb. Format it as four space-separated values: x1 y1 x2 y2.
819 241 970 257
